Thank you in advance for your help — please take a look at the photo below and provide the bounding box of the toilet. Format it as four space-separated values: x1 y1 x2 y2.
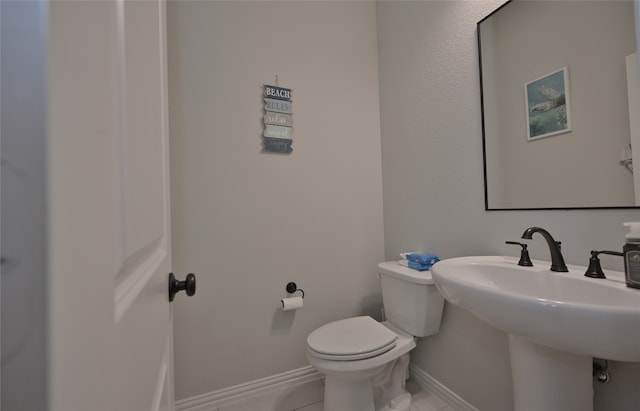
306 261 445 411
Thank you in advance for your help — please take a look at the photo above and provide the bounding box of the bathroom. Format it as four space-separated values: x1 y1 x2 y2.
168 1 640 410
2 1 640 410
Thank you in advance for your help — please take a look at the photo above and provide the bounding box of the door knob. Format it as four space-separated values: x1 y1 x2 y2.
168 273 196 302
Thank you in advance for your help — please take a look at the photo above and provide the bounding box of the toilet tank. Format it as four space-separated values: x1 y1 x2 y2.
378 261 445 337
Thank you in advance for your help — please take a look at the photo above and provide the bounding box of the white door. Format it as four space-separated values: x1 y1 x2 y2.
47 1 184 410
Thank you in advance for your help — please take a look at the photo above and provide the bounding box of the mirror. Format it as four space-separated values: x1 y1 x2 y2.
479 0 640 210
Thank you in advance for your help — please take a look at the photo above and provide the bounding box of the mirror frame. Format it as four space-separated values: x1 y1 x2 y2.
478 0 640 211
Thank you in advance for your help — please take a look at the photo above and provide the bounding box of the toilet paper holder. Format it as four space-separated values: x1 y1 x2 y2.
285 282 305 298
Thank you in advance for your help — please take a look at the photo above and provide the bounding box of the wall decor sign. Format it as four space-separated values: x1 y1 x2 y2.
525 67 572 141
264 112 293 127
263 84 293 153
264 98 292 114
264 124 293 139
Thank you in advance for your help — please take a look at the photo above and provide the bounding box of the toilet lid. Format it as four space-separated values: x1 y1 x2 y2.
307 316 398 360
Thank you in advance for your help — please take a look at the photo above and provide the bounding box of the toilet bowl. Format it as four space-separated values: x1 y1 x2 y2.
306 261 445 411
307 317 415 411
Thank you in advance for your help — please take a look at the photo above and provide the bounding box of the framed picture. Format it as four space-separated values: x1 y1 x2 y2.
525 67 571 140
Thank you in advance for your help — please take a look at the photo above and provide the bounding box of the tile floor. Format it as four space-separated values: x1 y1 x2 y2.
217 378 454 411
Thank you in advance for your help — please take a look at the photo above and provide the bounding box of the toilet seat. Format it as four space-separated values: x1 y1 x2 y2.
307 316 398 361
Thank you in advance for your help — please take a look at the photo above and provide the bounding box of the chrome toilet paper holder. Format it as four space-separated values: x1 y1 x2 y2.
286 282 305 298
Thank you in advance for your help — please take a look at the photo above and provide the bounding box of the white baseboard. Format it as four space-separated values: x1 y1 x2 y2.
175 363 476 411
409 363 479 411
175 366 323 411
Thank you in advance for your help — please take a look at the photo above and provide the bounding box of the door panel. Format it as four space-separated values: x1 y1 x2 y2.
48 1 173 410
121 0 165 262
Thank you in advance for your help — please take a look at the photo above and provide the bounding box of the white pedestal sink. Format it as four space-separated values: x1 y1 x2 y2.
431 256 640 411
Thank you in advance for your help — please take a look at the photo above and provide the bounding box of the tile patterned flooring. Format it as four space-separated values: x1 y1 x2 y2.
217 378 454 411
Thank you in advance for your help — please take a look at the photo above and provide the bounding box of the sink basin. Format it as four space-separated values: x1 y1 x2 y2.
432 255 640 410
431 255 640 362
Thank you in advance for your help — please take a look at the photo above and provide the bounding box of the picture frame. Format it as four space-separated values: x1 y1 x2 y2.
525 67 571 140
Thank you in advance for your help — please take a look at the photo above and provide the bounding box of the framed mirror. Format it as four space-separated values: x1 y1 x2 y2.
479 0 640 210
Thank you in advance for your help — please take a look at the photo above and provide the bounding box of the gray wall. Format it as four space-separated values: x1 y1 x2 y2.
0 1 48 409
167 1 385 400
376 1 640 410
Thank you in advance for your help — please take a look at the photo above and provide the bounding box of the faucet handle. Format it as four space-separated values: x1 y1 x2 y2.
585 250 624 279
506 241 534 267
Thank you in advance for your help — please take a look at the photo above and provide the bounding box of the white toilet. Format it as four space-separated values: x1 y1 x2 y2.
306 261 445 411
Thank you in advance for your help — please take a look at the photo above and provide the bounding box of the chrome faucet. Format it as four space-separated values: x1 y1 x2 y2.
521 227 568 272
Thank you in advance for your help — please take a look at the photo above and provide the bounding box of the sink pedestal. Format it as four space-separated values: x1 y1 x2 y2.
509 335 592 411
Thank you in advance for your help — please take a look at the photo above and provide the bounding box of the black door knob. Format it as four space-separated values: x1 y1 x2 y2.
169 273 196 302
